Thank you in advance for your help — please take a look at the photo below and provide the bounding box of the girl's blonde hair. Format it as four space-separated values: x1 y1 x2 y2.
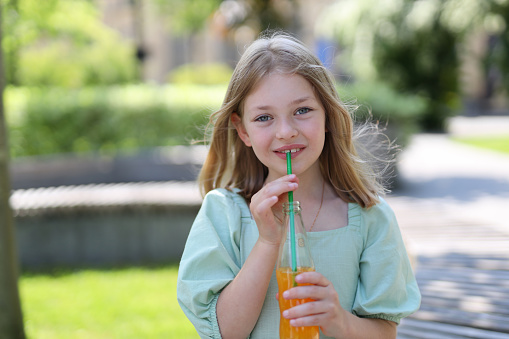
198 31 393 208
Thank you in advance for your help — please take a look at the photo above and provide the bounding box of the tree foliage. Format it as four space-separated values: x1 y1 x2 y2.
320 0 508 131
485 0 509 94
152 0 223 34
153 0 296 35
2 0 136 87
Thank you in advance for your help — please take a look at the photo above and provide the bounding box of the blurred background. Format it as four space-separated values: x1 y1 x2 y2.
1 0 509 338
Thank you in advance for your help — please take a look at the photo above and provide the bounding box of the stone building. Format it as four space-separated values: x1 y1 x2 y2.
95 0 337 84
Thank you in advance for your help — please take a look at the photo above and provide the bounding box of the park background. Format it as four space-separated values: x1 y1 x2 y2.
1 0 509 338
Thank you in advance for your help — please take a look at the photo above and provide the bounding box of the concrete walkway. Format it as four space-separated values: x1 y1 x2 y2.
388 116 509 338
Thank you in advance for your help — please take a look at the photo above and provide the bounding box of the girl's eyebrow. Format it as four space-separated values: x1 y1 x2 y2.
252 96 314 111
291 96 313 105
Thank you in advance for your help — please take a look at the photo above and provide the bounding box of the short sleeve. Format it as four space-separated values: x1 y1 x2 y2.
351 198 421 324
177 189 244 338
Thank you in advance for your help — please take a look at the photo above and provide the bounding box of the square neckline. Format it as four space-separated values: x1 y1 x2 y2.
306 202 361 235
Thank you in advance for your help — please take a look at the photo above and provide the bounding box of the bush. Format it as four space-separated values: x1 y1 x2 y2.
5 83 424 158
341 81 427 147
169 63 233 85
18 38 136 88
6 85 225 158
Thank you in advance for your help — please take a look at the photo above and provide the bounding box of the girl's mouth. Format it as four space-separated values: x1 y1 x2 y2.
280 148 302 154
274 147 304 159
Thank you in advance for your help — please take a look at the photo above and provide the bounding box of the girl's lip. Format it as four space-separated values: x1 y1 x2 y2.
273 145 306 159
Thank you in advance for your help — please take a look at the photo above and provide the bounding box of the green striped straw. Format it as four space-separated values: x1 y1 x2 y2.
286 152 297 272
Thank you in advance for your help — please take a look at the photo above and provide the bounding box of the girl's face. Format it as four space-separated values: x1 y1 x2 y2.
232 73 326 182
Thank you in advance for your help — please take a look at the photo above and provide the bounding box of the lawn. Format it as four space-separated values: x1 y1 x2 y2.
20 265 199 339
452 135 509 155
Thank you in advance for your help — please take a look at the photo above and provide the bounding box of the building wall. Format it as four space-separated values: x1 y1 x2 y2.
95 0 337 84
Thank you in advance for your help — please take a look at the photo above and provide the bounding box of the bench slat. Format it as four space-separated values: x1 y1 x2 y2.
412 305 509 333
399 318 509 339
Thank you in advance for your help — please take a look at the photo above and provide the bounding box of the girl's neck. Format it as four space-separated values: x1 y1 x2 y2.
292 175 325 203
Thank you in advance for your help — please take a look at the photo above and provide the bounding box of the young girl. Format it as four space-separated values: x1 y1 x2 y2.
177 31 420 339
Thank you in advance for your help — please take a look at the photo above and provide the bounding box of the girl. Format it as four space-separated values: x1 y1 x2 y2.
177 31 420 339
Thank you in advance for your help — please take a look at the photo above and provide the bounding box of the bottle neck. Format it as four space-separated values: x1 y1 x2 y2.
283 201 301 215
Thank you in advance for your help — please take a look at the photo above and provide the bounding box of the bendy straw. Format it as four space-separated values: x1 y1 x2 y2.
286 152 297 272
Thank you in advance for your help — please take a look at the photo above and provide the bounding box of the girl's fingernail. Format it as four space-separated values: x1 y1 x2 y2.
283 310 289 318
283 291 289 299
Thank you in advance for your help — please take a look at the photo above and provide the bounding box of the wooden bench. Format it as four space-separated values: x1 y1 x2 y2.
390 197 509 339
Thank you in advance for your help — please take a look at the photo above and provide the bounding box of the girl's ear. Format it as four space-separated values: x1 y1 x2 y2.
231 113 252 147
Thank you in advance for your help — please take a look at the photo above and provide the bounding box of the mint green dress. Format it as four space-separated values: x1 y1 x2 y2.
177 188 420 338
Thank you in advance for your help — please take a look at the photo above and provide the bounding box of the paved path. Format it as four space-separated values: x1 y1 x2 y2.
387 117 509 338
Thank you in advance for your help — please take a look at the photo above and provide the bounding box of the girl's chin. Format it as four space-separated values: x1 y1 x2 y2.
266 169 291 181
267 166 301 179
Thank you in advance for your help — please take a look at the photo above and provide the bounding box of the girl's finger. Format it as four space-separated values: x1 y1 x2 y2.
295 271 329 286
252 181 296 205
263 178 298 196
283 285 323 301
289 314 322 327
283 273 336 301
251 195 278 216
282 301 323 321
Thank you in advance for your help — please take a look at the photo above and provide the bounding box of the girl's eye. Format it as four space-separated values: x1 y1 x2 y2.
295 107 311 115
254 115 272 122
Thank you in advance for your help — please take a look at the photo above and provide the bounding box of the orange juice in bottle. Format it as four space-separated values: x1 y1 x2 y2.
277 267 319 339
277 202 319 339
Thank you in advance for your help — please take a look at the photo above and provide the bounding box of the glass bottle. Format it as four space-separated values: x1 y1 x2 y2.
276 201 319 339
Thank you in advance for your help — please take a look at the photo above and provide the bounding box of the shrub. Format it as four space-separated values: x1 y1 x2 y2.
6 85 225 158
341 81 427 147
169 63 233 85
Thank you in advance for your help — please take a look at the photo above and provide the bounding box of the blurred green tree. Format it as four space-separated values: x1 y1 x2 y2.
2 0 136 87
320 0 500 131
237 0 297 33
484 1 509 96
153 0 223 34
154 0 296 35
0 3 26 338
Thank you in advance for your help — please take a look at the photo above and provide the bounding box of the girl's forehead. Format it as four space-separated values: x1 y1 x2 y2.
244 73 317 106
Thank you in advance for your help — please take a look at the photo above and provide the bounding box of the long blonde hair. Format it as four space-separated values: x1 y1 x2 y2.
198 31 392 208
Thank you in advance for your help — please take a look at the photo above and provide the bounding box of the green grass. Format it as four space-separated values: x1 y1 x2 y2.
20 265 199 339
452 135 509 155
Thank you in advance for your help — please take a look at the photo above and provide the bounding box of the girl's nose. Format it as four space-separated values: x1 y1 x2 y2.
276 118 298 140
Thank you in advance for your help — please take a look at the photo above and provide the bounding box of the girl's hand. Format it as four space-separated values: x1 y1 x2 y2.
281 271 347 338
249 174 298 246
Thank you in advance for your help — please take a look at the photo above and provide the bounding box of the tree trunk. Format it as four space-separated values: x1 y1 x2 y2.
0 3 26 339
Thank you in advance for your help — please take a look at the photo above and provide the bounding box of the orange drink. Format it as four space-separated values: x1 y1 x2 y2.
276 266 319 339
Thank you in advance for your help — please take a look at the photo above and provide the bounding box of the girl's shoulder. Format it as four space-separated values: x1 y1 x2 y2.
204 187 244 203
357 196 398 233
360 196 396 220
202 187 252 219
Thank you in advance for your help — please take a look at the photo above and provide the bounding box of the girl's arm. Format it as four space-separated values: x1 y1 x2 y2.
282 271 397 339
335 314 396 339
216 175 299 338
216 239 279 339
